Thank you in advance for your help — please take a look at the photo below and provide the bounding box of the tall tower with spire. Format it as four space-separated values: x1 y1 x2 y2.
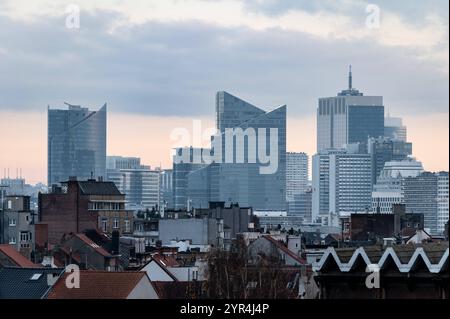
316 66 384 151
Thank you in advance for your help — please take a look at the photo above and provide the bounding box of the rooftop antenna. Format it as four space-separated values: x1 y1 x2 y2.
348 65 352 91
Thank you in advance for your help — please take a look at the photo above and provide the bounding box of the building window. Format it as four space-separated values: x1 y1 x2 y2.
113 218 119 229
101 219 108 232
124 220 130 233
9 218 16 226
20 232 30 242
9 237 16 244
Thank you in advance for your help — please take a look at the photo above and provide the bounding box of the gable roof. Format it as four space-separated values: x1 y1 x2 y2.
0 244 37 268
262 236 306 265
141 257 179 282
0 267 65 299
47 271 148 299
73 234 112 257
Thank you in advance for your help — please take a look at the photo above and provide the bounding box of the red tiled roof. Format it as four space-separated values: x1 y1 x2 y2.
74 234 112 257
263 236 306 265
47 271 148 299
152 281 190 299
0 244 37 268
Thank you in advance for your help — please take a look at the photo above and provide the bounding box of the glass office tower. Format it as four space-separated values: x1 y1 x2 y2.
48 103 106 186
185 92 286 210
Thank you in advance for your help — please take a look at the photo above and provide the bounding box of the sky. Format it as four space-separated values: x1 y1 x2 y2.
0 0 448 184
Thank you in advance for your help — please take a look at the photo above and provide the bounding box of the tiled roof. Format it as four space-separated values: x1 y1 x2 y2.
47 271 147 299
152 281 190 299
74 234 112 257
0 244 37 268
78 181 122 196
263 236 306 265
0 267 65 299
313 242 449 273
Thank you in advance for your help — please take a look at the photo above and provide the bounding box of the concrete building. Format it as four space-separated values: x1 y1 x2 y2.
0 196 35 258
437 172 449 235
371 158 424 214
404 172 440 234
384 115 407 142
48 103 106 186
286 152 309 199
38 178 133 244
312 147 372 226
107 156 160 210
160 169 174 211
158 217 224 249
317 66 384 152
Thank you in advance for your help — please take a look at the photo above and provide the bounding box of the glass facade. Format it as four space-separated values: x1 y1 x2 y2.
48 104 106 186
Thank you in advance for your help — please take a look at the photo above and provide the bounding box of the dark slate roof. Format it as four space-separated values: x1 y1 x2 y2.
78 181 122 196
0 267 65 299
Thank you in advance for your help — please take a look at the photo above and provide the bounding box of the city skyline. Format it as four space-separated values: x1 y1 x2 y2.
0 0 448 184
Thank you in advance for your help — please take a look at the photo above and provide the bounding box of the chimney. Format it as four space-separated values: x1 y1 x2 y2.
111 230 120 255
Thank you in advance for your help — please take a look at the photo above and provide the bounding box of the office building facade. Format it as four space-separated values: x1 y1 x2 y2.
317 67 384 152
368 137 412 185
286 152 309 199
384 116 407 142
48 103 106 186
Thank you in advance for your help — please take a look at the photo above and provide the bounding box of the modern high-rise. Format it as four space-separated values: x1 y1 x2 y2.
185 92 286 210
403 172 445 235
384 116 407 142
286 152 309 199
317 66 384 152
173 147 209 210
368 137 412 185
371 158 423 214
106 156 160 210
312 146 372 225
436 172 449 235
160 169 174 210
48 103 106 186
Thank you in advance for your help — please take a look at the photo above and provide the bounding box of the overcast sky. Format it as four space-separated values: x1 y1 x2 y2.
0 0 448 183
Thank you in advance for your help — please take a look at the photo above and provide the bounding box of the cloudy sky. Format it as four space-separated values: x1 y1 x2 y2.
0 0 448 183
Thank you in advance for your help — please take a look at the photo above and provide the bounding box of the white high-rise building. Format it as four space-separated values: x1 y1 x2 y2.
107 156 160 210
437 172 449 235
371 158 424 214
286 152 309 200
312 147 372 226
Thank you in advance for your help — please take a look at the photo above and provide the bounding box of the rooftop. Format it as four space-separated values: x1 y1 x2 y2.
47 271 148 299
0 244 37 268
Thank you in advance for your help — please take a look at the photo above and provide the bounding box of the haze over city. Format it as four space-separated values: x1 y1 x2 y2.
0 0 448 184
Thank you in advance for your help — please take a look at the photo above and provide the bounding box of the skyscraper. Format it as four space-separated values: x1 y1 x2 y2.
384 116 407 142
371 158 424 214
437 172 449 235
286 152 309 199
404 172 439 234
312 146 372 225
185 92 286 210
317 66 384 152
48 103 106 186
368 137 412 185
106 156 160 210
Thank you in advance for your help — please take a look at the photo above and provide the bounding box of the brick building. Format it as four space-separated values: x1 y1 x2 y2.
38 178 133 245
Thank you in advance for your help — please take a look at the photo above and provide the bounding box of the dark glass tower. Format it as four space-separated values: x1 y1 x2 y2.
48 103 107 186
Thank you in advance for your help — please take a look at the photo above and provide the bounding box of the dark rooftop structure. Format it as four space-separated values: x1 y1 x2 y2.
0 267 64 299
